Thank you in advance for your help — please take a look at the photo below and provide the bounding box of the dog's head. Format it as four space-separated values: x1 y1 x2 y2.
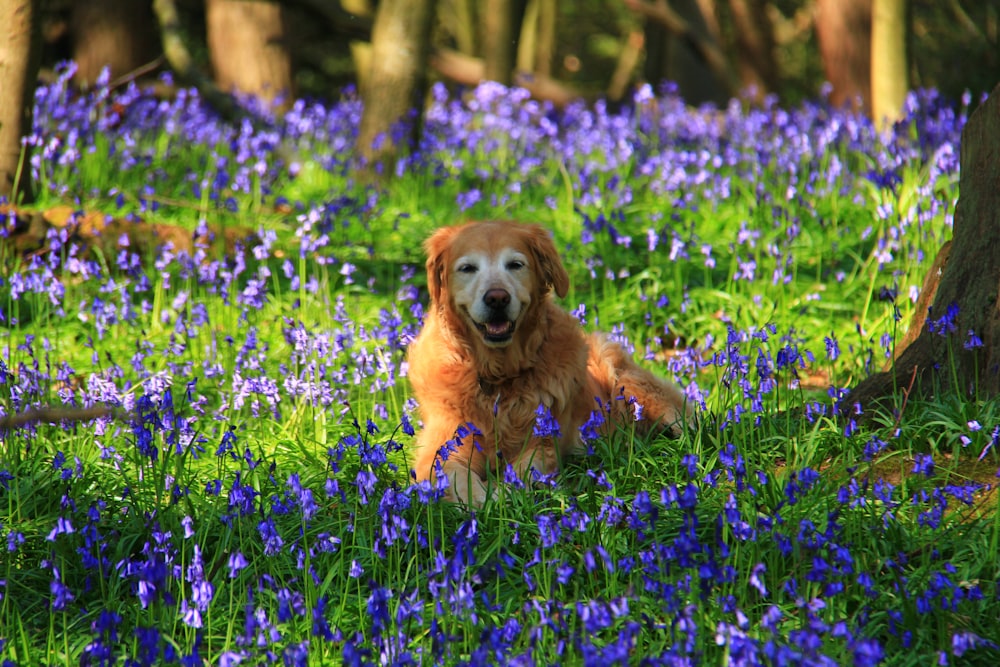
425 221 570 348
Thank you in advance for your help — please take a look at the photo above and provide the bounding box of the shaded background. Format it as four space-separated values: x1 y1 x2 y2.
34 0 999 108
2 0 998 202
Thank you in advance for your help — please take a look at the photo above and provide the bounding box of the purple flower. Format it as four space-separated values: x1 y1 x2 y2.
312 596 336 641
532 403 562 438
50 567 75 610
257 517 284 556
749 563 768 597
913 453 935 477
180 600 203 628
929 302 960 336
952 631 997 657
226 551 250 579
824 335 840 361
456 189 482 211
366 584 392 639
964 329 984 349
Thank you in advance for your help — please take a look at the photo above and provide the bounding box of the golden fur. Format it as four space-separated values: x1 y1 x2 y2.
408 220 690 505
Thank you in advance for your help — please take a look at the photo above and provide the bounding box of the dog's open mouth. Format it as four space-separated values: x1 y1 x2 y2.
475 318 515 344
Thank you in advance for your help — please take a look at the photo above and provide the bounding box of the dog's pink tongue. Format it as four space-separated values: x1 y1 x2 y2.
486 321 511 335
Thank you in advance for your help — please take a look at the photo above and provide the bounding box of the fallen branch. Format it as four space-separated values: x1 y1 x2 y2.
0 406 120 431
430 47 587 107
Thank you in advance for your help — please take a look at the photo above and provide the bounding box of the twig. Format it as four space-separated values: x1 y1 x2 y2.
891 364 920 432
107 55 166 91
0 405 123 431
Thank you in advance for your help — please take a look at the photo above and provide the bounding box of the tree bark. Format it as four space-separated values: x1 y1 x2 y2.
815 0 871 111
440 0 476 56
535 0 556 77
0 0 41 203
515 0 537 74
206 0 294 108
870 0 908 127
628 0 734 104
607 30 645 102
481 0 528 85
844 82 1000 414
153 0 246 123
71 0 160 87
893 240 950 357
728 0 779 97
356 0 436 176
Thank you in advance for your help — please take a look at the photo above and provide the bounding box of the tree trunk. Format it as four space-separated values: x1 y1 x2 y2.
153 0 246 123
607 30 645 102
206 0 294 108
630 0 733 105
515 0 537 74
728 0 779 97
815 0 871 111
356 0 436 175
870 0 908 127
481 0 527 85
535 0 556 77
844 82 1000 414
441 0 476 56
71 0 160 87
0 0 41 203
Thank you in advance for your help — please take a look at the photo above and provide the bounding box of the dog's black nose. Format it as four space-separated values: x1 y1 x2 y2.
483 289 511 310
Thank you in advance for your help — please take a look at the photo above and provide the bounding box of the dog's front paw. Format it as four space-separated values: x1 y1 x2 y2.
444 466 494 508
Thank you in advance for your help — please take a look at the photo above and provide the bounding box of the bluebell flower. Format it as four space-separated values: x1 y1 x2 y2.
49 566 75 610
912 453 935 477
929 302 960 336
964 329 984 349
46 516 75 541
258 517 284 556
533 403 562 438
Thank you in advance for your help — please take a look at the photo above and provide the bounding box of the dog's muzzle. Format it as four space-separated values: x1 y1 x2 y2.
475 289 516 344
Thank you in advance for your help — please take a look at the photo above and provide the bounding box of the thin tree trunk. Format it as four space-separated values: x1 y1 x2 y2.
728 0 779 97
153 0 246 123
607 30 644 101
0 0 41 203
629 0 734 103
870 0 908 127
206 0 294 108
481 0 527 85
357 0 436 175
516 0 538 74
815 0 871 111
448 0 476 56
535 0 556 77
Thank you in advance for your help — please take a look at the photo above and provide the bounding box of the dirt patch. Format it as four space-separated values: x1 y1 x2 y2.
1 204 256 261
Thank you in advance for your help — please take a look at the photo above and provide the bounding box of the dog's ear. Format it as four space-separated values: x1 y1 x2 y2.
424 225 462 303
526 225 570 298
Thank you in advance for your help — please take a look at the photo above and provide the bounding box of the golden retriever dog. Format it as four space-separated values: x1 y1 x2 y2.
408 220 691 505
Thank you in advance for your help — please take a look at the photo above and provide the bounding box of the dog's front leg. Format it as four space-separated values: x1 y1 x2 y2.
440 459 493 507
510 439 559 486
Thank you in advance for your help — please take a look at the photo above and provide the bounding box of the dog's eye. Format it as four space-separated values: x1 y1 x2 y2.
506 260 525 271
457 263 478 274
